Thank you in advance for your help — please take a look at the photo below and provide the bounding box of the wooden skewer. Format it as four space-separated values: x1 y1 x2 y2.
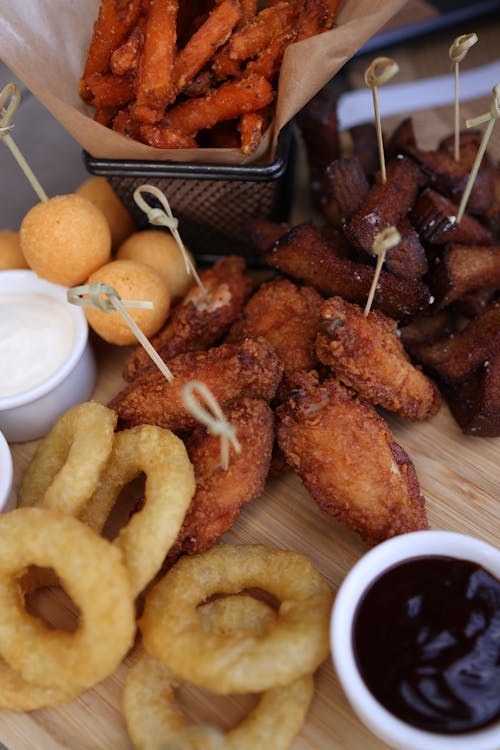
0 83 49 203
182 380 241 471
133 184 210 302
364 226 401 317
449 33 478 162
67 282 175 384
364 57 399 184
456 82 500 223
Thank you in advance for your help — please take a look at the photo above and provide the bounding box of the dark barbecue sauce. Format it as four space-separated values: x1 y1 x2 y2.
353 556 500 734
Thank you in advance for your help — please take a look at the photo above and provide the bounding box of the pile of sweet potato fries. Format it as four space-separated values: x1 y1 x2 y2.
80 0 340 153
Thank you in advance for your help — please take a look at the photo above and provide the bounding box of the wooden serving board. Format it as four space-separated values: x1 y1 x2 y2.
2 36 500 749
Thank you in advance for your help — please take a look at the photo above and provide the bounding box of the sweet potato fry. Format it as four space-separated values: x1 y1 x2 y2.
261 222 432 320
229 2 294 60
296 0 326 40
132 0 178 124
138 123 198 148
240 0 258 25
428 244 500 310
182 69 214 98
80 0 142 101
243 25 298 81
110 25 144 76
93 107 118 127
344 156 422 258
162 75 274 136
238 110 268 154
174 0 241 94
84 72 135 108
411 189 492 245
112 107 141 139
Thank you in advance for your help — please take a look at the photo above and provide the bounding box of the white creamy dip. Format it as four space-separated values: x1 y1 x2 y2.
0 293 75 398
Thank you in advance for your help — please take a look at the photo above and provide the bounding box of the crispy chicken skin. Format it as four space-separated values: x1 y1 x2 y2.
123 255 253 381
109 337 283 432
166 398 274 562
226 277 323 375
315 297 441 421
275 372 428 545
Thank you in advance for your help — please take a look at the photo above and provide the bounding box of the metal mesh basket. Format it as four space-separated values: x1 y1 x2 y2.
83 126 295 263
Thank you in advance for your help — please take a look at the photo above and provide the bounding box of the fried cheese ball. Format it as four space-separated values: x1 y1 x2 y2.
85 259 170 345
20 194 111 286
76 176 135 250
116 229 193 300
0 229 29 270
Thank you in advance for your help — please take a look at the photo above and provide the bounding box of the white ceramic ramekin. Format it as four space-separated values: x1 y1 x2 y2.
331 530 500 750
0 429 13 511
0 270 96 442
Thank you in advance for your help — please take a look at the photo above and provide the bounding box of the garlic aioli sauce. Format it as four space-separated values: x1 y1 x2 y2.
0 293 75 398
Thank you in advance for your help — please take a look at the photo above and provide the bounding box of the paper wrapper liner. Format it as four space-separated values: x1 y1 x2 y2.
0 0 406 165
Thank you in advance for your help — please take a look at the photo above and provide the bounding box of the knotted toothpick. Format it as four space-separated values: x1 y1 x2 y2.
456 82 500 223
133 184 209 302
364 57 399 184
364 226 402 316
68 282 174 382
0 83 48 203
182 380 241 471
449 33 478 162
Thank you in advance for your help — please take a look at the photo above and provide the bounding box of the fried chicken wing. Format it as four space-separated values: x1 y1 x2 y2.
226 277 323 376
315 297 441 421
123 255 253 381
109 337 283 432
275 372 428 545
166 398 274 562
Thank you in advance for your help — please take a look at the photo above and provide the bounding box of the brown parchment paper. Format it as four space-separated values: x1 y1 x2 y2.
0 0 406 165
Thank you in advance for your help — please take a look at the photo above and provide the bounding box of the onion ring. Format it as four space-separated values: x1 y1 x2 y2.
79 425 195 597
18 401 117 516
140 544 332 694
0 507 135 691
125 595 314 750
0 655 78 711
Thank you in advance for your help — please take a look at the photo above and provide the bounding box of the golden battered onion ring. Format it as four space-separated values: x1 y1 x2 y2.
125 596 314 750
0 655 78 711
18 401 117 516
80 425 195 597
140 544 332 694
0 508 135 691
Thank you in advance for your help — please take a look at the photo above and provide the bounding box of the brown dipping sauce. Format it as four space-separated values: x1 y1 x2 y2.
353 556 500 734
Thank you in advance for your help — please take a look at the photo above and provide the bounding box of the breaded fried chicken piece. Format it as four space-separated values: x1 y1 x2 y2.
109 338 283 432
166 398 274 563
315 297 441 421
226 277 323 375
123 255 253 381
276 372 428 545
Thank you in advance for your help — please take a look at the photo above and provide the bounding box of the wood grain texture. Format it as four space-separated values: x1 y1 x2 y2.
2 7 500 747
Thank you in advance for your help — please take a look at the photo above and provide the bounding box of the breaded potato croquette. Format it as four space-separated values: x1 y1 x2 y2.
85 259 170 345
76 176 135 250
276 372 428 545
110 337 283 432
166 398 274 564
227 277 323 376
315 297 441 421
116 230 194 300
123 255 252 382
20 194 111 287
0 230 29 270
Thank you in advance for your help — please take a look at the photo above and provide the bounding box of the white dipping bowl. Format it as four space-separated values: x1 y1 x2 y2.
0 429 13 511
331 530 500 750
0 270 96 442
